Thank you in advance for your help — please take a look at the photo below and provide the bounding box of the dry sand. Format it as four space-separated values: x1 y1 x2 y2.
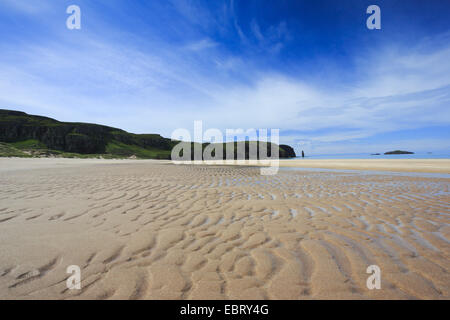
0 158 449 299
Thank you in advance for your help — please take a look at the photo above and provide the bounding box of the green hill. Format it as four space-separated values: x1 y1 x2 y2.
0 109 296 159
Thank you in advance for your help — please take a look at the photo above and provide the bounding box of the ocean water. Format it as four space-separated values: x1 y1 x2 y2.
293 153 450 160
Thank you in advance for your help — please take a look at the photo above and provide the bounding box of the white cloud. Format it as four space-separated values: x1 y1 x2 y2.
184 38 218 51
1 35 449 142
250 20 264 41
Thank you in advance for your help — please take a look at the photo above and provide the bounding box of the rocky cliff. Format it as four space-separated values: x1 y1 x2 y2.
0 109 296 159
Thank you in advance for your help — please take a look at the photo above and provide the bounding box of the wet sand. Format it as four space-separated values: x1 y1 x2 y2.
278 159 450 174
180 159 450 174
0 158 449 299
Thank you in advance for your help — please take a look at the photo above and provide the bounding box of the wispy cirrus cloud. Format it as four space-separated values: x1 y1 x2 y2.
184 38 219 51
0 0 52 14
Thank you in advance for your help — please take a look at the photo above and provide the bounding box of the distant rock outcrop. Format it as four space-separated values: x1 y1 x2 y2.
279 144 296 158
384 150 414 155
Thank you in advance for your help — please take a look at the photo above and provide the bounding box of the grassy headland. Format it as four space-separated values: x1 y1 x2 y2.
0 109 296 159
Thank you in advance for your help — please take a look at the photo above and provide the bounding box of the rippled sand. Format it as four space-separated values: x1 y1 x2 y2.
0 159 449 299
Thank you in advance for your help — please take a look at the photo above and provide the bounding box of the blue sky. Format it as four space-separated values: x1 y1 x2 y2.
0 0 449 155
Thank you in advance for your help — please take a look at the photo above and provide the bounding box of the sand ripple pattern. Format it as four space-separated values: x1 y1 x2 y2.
0 162 449 299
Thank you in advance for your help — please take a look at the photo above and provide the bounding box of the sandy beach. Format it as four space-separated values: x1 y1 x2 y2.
0 158 449 299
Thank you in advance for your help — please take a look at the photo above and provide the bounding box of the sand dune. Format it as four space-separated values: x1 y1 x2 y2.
0 158 448 299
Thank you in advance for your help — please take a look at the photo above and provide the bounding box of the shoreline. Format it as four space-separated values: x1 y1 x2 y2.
154 158 450 174
1 157 449 174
